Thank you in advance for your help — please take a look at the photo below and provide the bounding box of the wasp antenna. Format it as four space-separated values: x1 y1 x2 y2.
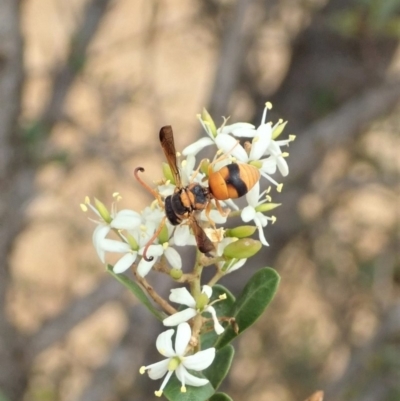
142 216 167 262
134 167 163 206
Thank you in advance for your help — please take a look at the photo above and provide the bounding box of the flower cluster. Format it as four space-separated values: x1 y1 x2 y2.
82 102 292 396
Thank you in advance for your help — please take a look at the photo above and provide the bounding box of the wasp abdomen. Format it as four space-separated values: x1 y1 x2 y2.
209 163 260 200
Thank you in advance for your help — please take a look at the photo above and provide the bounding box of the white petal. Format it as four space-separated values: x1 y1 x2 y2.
215 134 248 162
183 347 216 371
182 137 214 156
225 258 247 274
163 308 197 326
254 215 269 246
101 239 131 253
176 365 209 387
223 198 239 211
137 255 158 277
146 359 169 380
92 225 110 263
164 247 182 269
261 158 278 174
249 125 272 161
241 206 256 222
220 122 256 137
174 225 194 246
169 288 196 307
111 210 141 230
204 306 224 335
113 252 137 274
202 285 212 298
276 156 289 176
174 322 191 356
156 329 175 357
245 181 260 206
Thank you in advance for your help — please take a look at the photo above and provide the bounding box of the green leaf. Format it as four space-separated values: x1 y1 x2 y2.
106 265 166 321
203 345 234 390
164 374 214 401
215 268 280 349
201 285 235 349
210 393 234 401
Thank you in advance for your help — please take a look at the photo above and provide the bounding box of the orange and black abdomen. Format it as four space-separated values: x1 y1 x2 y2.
208 163 260 200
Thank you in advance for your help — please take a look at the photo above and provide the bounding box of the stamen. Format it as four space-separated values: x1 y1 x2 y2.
180 386 187 393
282 152 289 157
271 216 277 224
266 101 273 109
80 204 88 212
155 390 163 397
84 196 90 204
289 134 296 141
277 183 283 193
139 366 146 374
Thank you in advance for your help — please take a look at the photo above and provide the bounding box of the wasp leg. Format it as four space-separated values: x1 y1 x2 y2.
190 158 208 182
142 216 167 262
134 167 163 208
208 140 240 172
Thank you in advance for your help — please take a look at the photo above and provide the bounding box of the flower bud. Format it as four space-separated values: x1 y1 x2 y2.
201 108 217 137
158 224 169 244
94 198 112 223
126 233 139 250
170 268 183 280
195 293 209 311
200 159 210 175
223 238 262 259
249 160 262 169
255 203 281 213
162 162 175 184
225 225 257 238
272 120 288 139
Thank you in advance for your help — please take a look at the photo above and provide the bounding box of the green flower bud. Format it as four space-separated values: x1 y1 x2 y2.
94 198 112 223
201 108 217 137
249 160 262 169
170 268 183 280
162 162 175 184
126 233 139 250
255 203 281 213
158 224 169 244
272 120 288 140
223 238 262 259
226 225 257 238
195 293 209 311
200 159 210 175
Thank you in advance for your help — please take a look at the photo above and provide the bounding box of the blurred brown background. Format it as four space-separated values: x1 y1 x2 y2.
1 0 399 400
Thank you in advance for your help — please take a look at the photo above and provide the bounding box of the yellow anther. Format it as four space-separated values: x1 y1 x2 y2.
139 366 146 374
84 196 90 204
278 118 283 124
181 160 187 167
112 192 120 198
265 195 272 202
180 386 187 393
289 134 296 141
277 183 283 193
282 152 289 157
176 152 181 157
266 101 273 109
80 204 88 212
155 390 163 397
162 242 169 250
266 186 271 193
219 293 227 300
271 216 277 224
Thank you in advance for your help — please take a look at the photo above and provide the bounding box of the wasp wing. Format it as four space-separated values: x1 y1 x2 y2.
159 126 182 188
189 216 215 254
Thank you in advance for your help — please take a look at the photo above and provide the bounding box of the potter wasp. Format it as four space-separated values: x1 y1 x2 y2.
135 126 260 261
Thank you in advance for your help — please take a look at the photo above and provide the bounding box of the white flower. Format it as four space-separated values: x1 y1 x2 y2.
140 322 215 396
163 286 225 335
240 182 275 246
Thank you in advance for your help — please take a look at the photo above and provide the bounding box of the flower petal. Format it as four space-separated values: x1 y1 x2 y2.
101 239 131 253
146 359 169 380
202 285 212 298
176 365 210 387
241 205 256 222
174 225 195 246
249 124 272 160
169 287 196 307
156 328 175 357
92 225 110 262
245 181 260 207
183 347 216 371
174 322 191 356
164 247 182 269
219 122 256 137
182 137 214 156
225 258 247 274
204 306 224 335
215 134 248 162
113 252 137 274
111 209 141 230
163 308 197 326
